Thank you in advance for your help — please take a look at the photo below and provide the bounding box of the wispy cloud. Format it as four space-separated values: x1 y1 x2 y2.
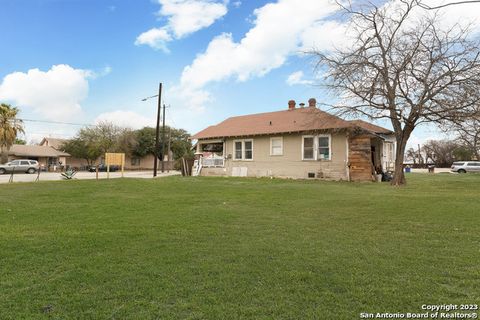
135 0 228 51
286 71 313 86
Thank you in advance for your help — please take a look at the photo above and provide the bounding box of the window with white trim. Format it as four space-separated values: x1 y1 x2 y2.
302 134 331 160
318 135 331 160
270 137 283 156
244 140 253 160
384 142 394 161
302 136 315 160
234 141 242 160
233 139 253 160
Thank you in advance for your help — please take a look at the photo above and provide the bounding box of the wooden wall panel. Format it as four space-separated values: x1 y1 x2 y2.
349 136 374 182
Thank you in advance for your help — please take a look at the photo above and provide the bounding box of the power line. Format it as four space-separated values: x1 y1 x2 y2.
15 118 93 126
20 132 74 137
417 0 480 9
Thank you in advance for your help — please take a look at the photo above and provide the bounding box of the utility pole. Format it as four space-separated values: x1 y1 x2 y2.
140 82 164 177
167 127 171 173
417 144 422 167
154 83 162 177
161 103 166 173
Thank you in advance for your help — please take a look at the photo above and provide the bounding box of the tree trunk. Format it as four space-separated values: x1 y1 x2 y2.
0 147 8 164
391 131 412 186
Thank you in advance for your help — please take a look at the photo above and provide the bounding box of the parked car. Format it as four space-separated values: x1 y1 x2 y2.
88 164 120 172
0 159 40 174
451 161 480 173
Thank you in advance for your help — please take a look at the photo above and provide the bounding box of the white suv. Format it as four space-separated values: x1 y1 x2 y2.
0 160 40 174
451 161 480 173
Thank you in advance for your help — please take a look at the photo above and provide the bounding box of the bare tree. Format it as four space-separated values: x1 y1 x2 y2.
443 110 480 159
313 0 480 185
416 0 480 10
405 147 420 165
422 139 460 167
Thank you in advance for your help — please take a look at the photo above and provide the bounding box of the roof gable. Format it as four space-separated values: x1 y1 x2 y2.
39 137 67 150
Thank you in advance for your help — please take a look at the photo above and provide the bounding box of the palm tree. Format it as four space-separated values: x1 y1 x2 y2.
0 103 24 164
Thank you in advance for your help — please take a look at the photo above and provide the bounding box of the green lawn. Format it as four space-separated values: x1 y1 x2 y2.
1 174 479 319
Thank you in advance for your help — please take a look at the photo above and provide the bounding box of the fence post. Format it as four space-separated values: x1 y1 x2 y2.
8 167 15 183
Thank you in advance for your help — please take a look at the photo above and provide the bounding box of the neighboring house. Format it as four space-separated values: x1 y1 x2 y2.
39 137 160 170
191 99 396 181
7 144 70 169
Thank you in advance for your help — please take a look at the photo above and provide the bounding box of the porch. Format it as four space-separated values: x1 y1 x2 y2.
195 140 225 168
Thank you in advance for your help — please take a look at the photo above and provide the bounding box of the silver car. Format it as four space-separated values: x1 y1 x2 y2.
451 161 480 173
0 159 40 174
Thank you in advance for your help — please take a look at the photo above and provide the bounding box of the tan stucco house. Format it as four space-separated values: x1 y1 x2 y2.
191 99 396 181
7 144 70 169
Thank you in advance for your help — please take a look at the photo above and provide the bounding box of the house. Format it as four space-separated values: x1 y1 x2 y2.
7 144 70 169
39 137 160 170
191 99 396 181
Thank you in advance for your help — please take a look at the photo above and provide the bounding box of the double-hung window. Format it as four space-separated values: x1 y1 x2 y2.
318 135 330 160
244 140 253 160
302 136 315 160
233 139 253 160
234 141 243 160
270 137 283 156
302 134 331 160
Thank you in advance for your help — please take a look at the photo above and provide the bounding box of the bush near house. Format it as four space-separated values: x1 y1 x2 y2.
0 175 478 319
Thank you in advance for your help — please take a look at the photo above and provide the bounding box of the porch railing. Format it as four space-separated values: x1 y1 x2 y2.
201 157 224 168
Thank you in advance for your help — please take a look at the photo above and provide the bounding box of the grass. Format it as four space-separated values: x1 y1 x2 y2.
0 174 479 319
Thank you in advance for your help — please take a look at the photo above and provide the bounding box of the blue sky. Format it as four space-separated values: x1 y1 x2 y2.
1 0 475 145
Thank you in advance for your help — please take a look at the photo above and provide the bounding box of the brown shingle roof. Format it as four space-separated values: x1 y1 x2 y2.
349 120 393 134
191 107 354 139
8 145 70 158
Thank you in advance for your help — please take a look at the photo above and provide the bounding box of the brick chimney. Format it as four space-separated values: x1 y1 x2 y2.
288 100 296 110
308 98 317 108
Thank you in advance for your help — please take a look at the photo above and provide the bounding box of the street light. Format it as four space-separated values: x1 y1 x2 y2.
141 83 163 177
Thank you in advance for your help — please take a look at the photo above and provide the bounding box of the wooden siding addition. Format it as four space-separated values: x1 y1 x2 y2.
349 136 374 182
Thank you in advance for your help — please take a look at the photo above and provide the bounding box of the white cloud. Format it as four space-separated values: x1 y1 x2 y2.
172 86 212 113
177 0 342 111
181 0 340 89
135 27 173 52
300 20 349 51
85 65 113 79
135 0 228 50
0 64 92 121
94 110 156 129
286 71 313 86
161 0 228 38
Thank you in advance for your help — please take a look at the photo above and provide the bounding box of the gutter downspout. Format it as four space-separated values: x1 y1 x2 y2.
346 133 350 182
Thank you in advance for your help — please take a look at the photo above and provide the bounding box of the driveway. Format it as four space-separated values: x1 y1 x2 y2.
0 170 181 184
